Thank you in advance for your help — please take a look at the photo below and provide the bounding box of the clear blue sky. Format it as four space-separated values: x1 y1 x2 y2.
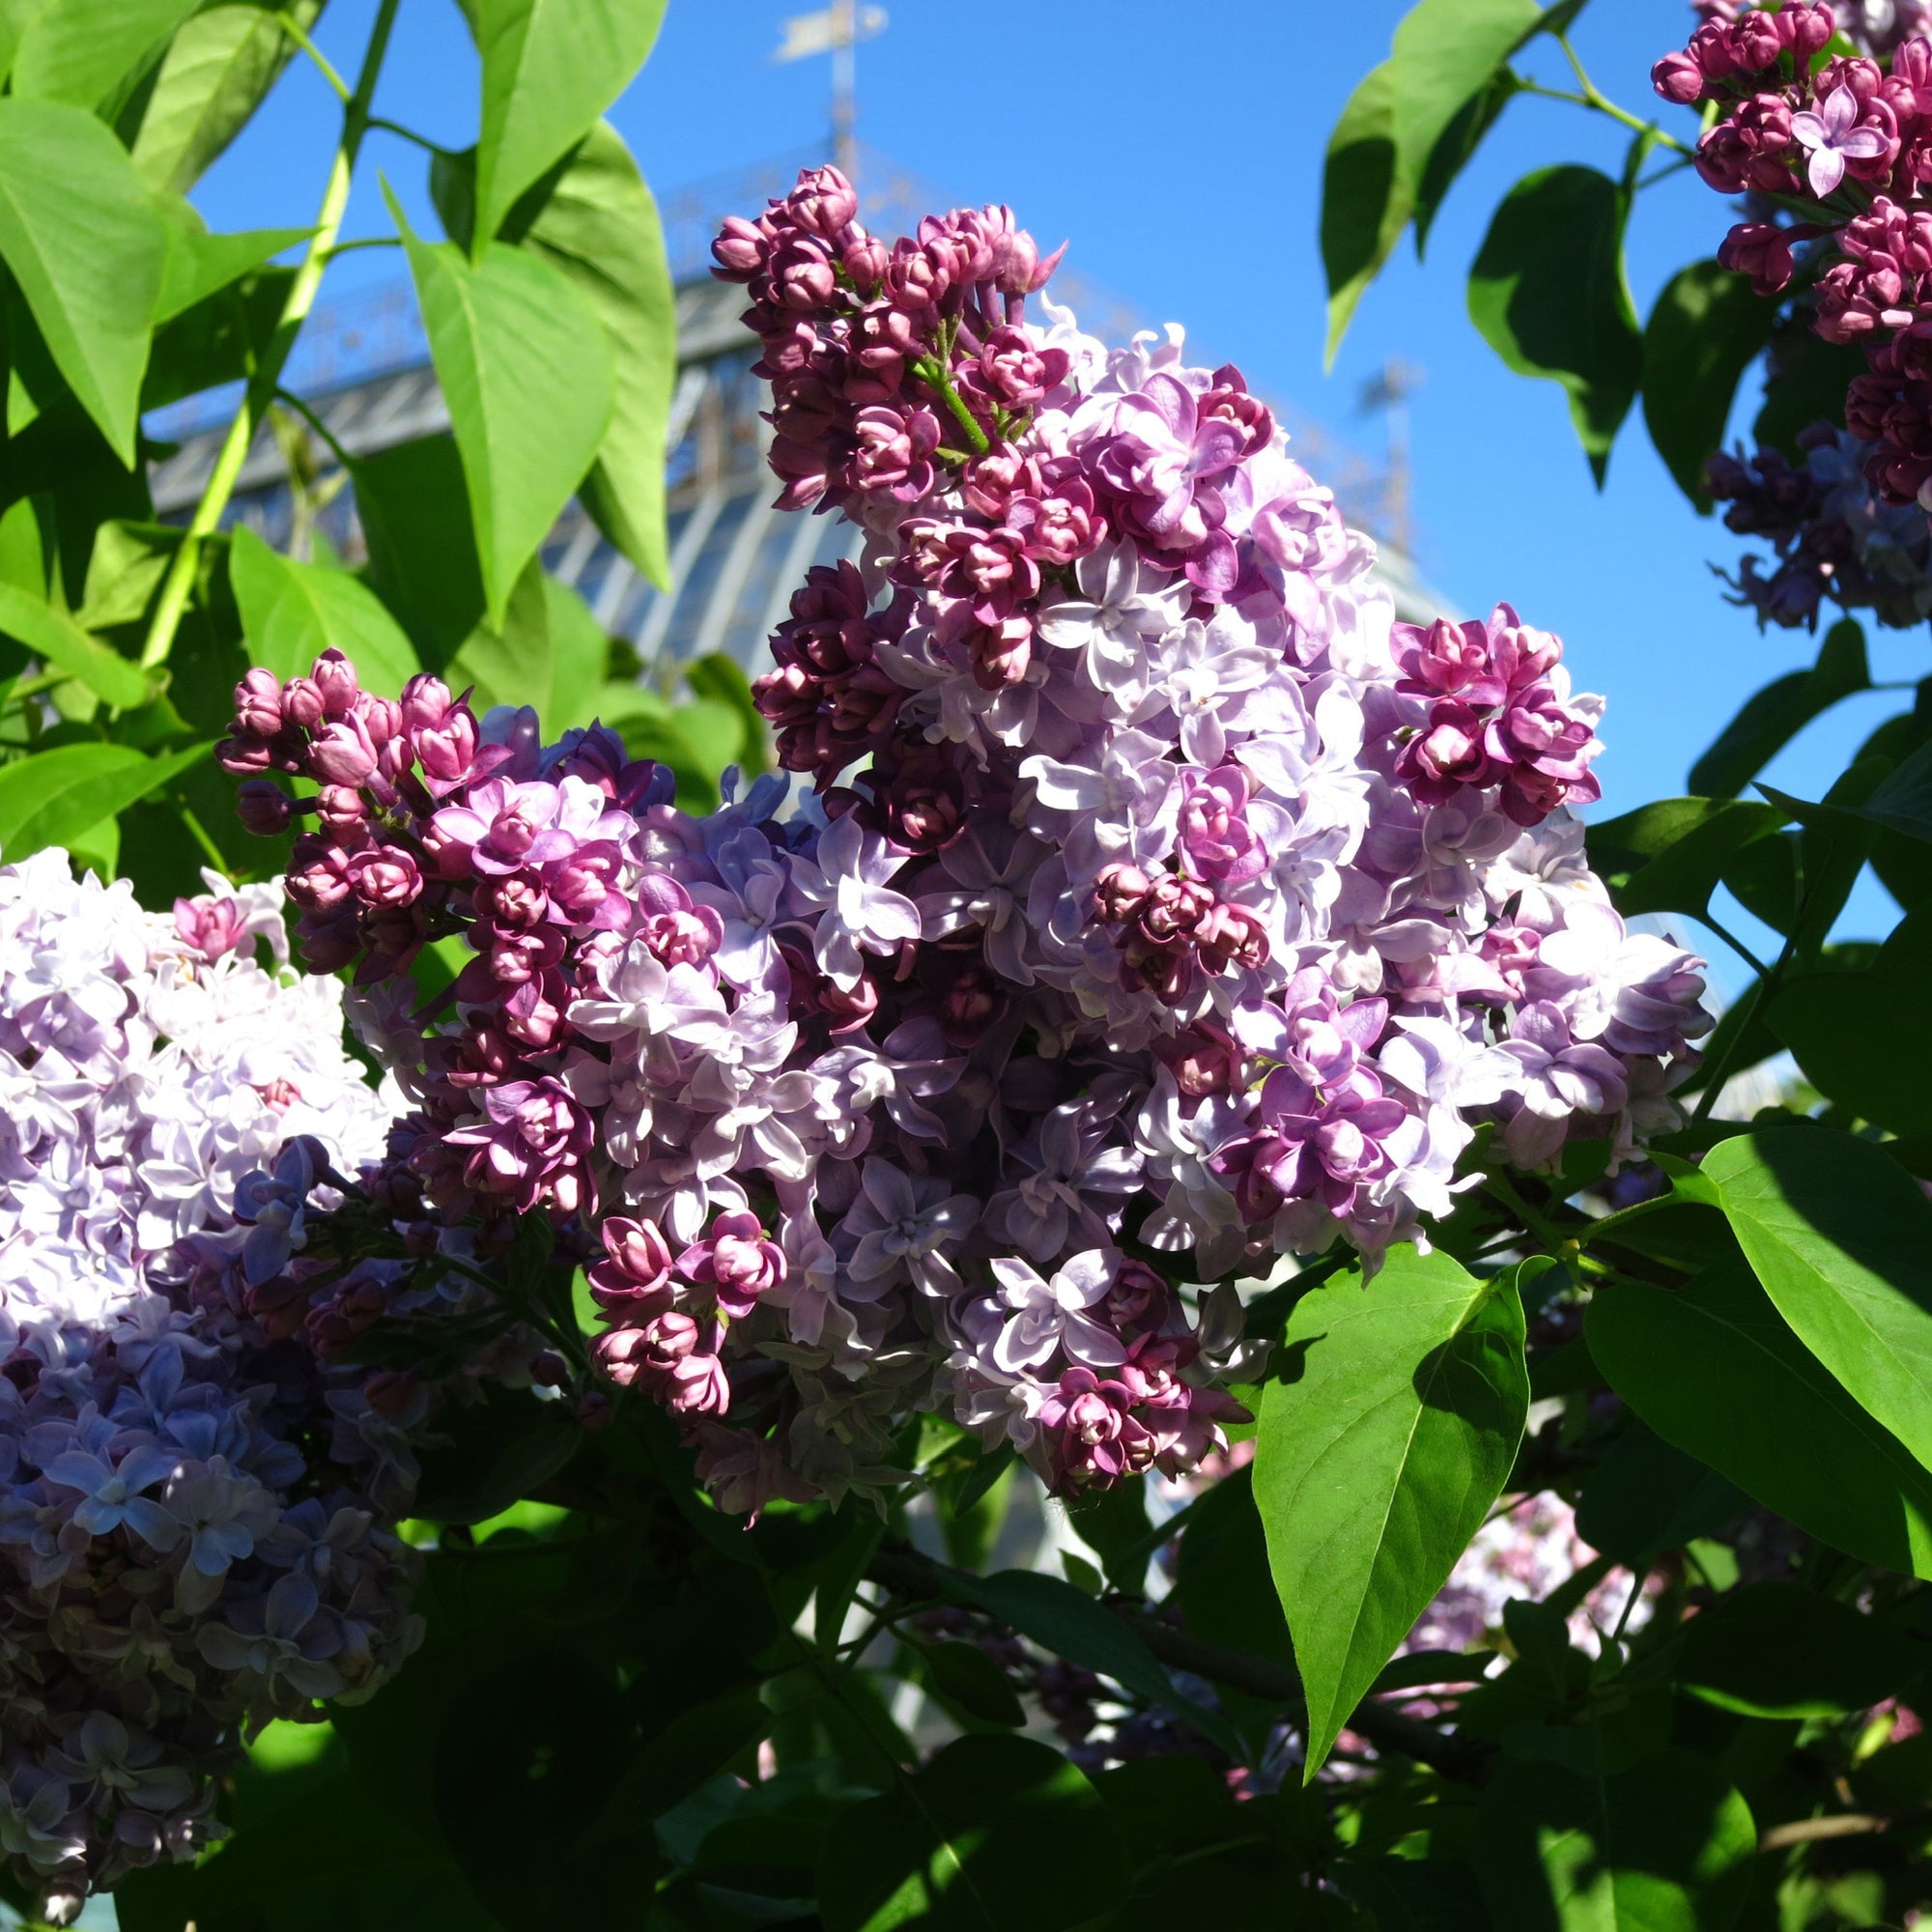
190 0 1923 976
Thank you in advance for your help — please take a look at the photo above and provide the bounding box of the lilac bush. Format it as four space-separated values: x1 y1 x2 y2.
213 169 1709 1521
0 852 418 1912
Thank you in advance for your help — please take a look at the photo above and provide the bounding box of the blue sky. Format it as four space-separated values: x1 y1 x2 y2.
190 0 1924 979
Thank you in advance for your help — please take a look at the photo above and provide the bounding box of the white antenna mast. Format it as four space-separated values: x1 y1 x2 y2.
774 2 888 184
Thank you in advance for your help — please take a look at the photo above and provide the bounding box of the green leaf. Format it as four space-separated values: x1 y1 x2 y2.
351 433 486 669
1767 906 1932 1131
0 580 148 708
471 0 666 251
685 650 771 777
1321 62 1410 366
152 196 306 325
1679 1581 1921 1719
1642 259 1781 512
393 188 614 625
1690 617 1869 799
1858 734 1932 845
446 556 604 727
1254 1244 1528 1776
1391 0 1539 244
914 1638 1028 1730
1468 164 1641 482
143 261 293 412
1586 1263 1932 1577
411 1385 580 1524
1475 1747 1755 1931
0 98 169 465
127 2 322 196
11 0 195 107
229 524 419 692
1753 317 1865 457
1586 795 1790 921
1574 1421 1744 1567
0 739 209 861
952 1568 1244 1759
818 1735 1129 1932
1704 1125 1932 1473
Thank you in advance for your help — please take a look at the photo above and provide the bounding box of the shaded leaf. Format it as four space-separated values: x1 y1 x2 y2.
1574 1420 1744 1567
1475 1747 1755 1931
1754 318 1865 456
1468 165 1640 481
1642 259 1780 512
1586 1263 1932 1577
1321 62 1410 366
351 432 485 669
1680 1582 1921 1719
230 523 420 691
0 98 169 464
1254 1244 1528 1775
1586 795 1790 921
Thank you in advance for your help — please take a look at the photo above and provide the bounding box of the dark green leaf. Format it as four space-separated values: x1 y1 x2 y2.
914 1638 1028 1730
1255 1244 1528 1775
11 0 195 108
1691 618 1868 799
1767 904 1932 1131
1705 1124 1932 1472
1679 1581 1921 1719
471 0 666 250
351 433 485 669
0 98 169 464
230 524 420 691
1065 1473 1154 1594
1574 1420 1743 1566
1468 165 1641 482
0 579 148 707
818 1734 1129 1932
953 1568 1243 1758
1859 735 1932 845
1753 319 1864 456
1321 62 1410 366
394 191 614 624
1475 1747 1755 1931
1586 1263 1932 1577
412 1389 581 1524
1586 795 1790 921
1642 260 1780 512
127 1 323 195
0 739 208 860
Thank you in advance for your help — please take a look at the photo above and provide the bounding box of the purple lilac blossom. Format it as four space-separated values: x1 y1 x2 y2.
217 169 1709 1532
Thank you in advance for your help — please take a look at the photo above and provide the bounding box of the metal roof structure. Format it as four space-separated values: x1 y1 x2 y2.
147 151 1446 685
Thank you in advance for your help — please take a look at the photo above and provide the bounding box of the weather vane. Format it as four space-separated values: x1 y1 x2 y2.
774 1 888 184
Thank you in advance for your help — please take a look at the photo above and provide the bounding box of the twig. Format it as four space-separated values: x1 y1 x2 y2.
1758 1807 1932 1852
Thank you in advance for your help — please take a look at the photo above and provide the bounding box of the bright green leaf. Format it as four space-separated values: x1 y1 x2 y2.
12 0 195 107
1468 164 1641 483
1321 62 1410 366
1254 1244 1528 1776
1391 0 1538 246
1643 259 1781 513
229 525 419 692
684 652 769 777
0 740 209 862
1705 1125 1932 1473
471 0 666 251
0 98 169 465
1476 1747 1755 1931
127 2 322 196
393 189 614 625
1586 1263 1932 1577
152 194 306 325
446 557 604 729
0 580 148 708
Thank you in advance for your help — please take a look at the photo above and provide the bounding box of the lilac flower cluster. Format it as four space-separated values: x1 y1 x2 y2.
1661 3 1932 524
1708 423 1932 627
219 171 1707 1521
0 852 417 1916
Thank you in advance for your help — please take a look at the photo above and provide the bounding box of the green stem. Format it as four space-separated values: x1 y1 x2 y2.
176 800 229 872
139 0 402 673
276 10 350 101
1483 1172 1570 1254
1700 911 1771 982
366 115 460 157
273 385 355 470
1520 38 1692 157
